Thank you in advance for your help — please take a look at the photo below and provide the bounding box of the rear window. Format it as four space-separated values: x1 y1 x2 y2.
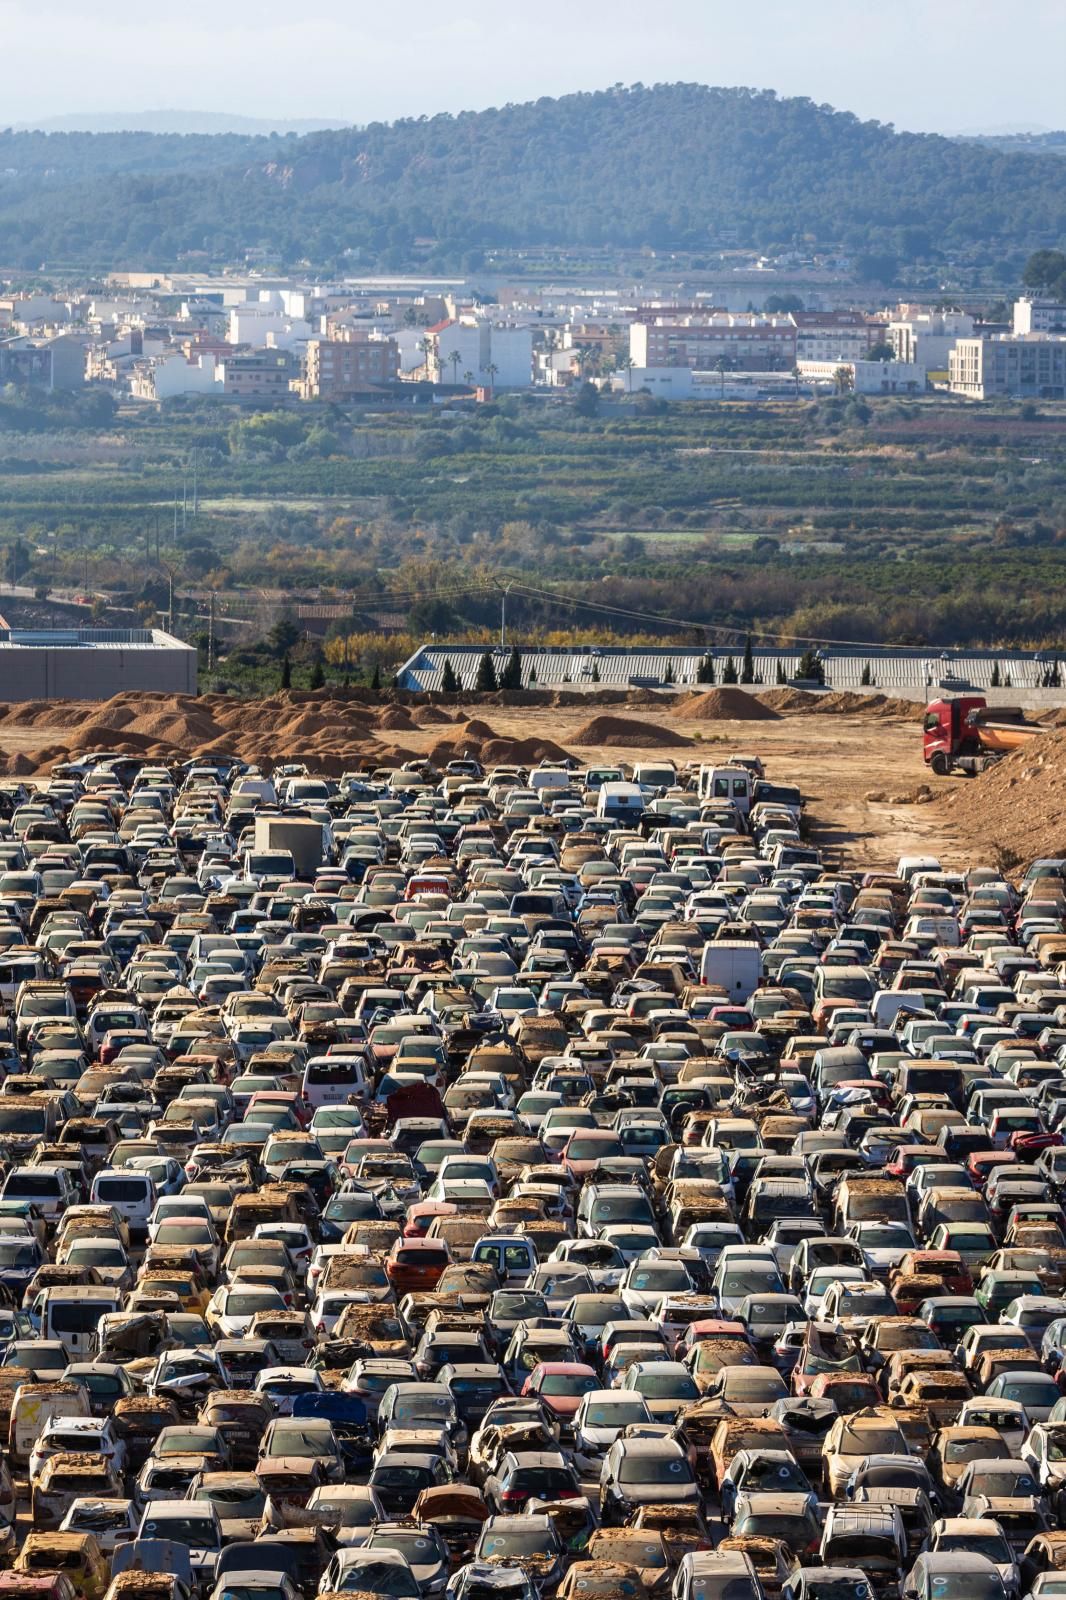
398 1249 448 1266
95 1178 150 1201
49 1301 113 1332
306 1061 362 1084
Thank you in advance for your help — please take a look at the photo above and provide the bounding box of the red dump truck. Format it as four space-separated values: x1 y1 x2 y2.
923 695 1042 776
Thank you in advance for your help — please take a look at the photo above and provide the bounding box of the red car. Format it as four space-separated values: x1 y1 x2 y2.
521 1362 600 1419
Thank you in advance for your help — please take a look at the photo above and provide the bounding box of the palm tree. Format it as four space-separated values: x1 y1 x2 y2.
618 354 636 392
448 350 462 386
834 365 853 395
463 370 475 388
715 358 726 399
484 362 499 391
417 335 434 377
791 365 802 398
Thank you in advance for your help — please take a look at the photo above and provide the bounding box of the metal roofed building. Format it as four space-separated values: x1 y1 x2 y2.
398 643 1065 704
0 626 197 701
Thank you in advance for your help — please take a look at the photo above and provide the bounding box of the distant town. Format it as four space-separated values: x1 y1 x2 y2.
3 265 1064 405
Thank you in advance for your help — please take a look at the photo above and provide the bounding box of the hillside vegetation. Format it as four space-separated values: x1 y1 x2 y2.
1 84 1065 269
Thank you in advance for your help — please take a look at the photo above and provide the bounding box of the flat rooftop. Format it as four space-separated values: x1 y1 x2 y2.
0 627 191 651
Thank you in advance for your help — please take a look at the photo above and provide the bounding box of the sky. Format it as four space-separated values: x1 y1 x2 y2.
5 0 1066 133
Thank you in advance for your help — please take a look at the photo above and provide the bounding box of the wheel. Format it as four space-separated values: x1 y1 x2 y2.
930 752 951 777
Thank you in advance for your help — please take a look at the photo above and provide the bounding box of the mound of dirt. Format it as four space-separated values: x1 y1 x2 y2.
480 736 572 766
570 715 693 748
935 727 1066 867
412 705 453 726
675 688 781 721
460 718 497 740
376 706 416 731
757 688 918 718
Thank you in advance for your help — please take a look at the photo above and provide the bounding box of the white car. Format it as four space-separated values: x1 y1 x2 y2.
30 1416 126 1483
206 1284 287 1338
59 1496 138 1552
573 1388 654 1456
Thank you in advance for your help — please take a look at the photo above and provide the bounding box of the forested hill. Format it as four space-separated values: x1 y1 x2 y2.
2 83 1065 271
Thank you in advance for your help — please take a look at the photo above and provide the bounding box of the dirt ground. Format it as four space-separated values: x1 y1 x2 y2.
0 698 976 874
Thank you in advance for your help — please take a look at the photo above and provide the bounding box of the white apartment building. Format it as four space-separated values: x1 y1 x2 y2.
228 306 312 349
950 335 1066 399
1013 297 1066 334
888 308 974 371
630 309 796 371
792 312 881 363
430 318 532 387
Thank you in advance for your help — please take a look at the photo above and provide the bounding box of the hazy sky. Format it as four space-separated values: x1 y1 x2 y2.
6 0 1066 132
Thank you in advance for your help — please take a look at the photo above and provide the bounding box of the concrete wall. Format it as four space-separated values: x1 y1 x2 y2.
0 643 197 701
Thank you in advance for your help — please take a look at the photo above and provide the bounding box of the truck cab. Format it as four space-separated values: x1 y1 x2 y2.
923 697 988 776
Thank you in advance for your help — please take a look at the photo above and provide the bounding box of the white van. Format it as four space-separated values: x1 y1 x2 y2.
90 1169 158 1243
597 783 646 822
896 854 942 883
529 767 570 794
700 939 762 1000
301 1053 370 1110
35 1286 122 1357
697 766 752 815
9 1380 91 1466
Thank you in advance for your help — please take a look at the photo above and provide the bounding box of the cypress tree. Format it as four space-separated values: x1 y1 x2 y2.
860 661 873 687
775 659 787 684
500 645 522 690
740 633 755 684
370 663 381 691
798 648 825 684
722 656 738 684
280 655 292 690
440 658 459 693
475 651 498 692
309 657 325 690
990 662 1001 687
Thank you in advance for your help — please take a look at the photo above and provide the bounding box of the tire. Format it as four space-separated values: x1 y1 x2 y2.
930 752 951 776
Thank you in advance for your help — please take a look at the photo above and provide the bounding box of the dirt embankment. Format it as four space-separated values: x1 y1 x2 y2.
934 727 1066 866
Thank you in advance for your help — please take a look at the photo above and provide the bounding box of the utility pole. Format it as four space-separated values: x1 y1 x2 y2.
173 498 179 543
208 589 216 673
182 471 187 533
500 581 514 649
192 452 199 518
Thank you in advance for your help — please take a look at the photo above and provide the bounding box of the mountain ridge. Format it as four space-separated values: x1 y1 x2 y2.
0 83 1063 272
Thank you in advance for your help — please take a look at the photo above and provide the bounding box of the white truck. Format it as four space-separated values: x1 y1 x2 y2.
252 815 331 879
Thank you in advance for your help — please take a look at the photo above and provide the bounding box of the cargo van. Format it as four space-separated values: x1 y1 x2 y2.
89 1170 158 1243
699 940 762 1000
597 783 646 822
34 1287 122 1358
8 1382 91 1466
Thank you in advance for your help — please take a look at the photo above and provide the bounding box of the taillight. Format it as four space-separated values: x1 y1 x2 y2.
500 1490 526 1504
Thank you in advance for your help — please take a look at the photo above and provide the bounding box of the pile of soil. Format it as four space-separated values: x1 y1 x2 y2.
375 706 416 731
757 688 918 717
675 688 781 721
570 715 694 748
411 705 454 726
936 727 1066 866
